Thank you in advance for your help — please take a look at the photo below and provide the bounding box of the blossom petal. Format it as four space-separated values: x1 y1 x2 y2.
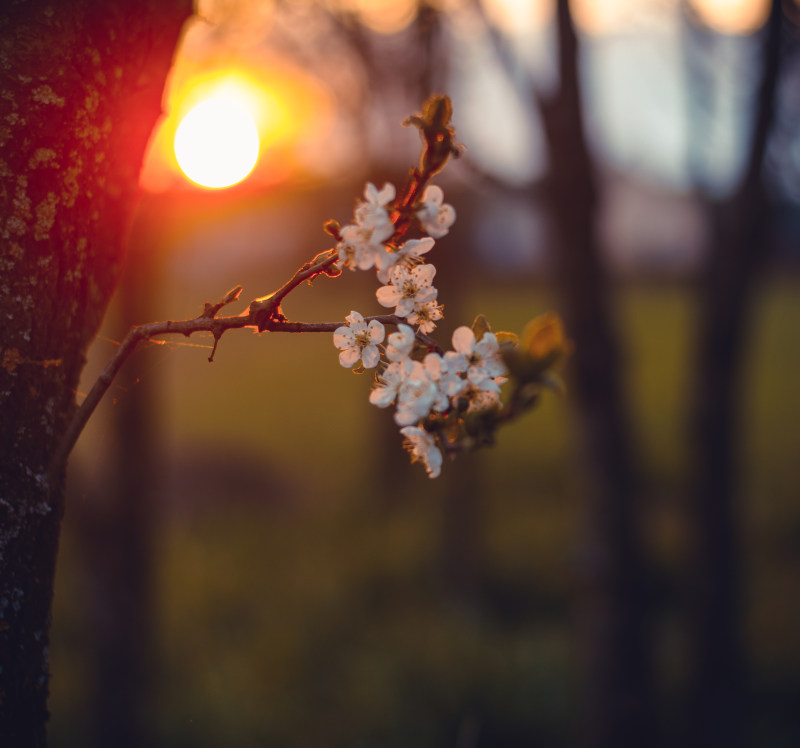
426 449 442 478
400 237 435 258
414 285 438 305
345 310 365 326
375 182 396 204
361 345 380 369
376 286 400 308
424 205 456 239
363 182 380 203
386 326 415 362
355 251 377 271
339 348 360 368
367 320 386 343
441 375 466 398
394 407 420 426
424 352 443 378
451 326 475 354
475 332 499 355
370 219 395 244
422 184 444 206
437 204 456 224
363 181 396 207
414 263 437 284
443 350 468 373
400 425 442 478
333 327 355 349
383 362 407 385
369 386 395 408
395 298 415 318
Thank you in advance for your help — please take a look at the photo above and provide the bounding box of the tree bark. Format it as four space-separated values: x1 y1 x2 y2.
538 2 658 746
0 2 190 744
685 2 783 746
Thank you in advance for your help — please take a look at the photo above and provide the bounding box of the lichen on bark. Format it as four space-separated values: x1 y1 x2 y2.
0 1 191 743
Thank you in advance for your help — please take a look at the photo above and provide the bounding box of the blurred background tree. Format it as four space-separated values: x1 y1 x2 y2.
684 2 787 746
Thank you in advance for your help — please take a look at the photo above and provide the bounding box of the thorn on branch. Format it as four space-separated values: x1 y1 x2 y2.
208 325 223 363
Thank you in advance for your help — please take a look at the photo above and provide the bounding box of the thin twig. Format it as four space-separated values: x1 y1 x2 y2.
45 305 432 488
248 249 338 331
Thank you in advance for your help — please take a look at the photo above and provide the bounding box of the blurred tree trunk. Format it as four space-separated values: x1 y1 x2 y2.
537 2 658 746
81 214 163 748
684 2 783 746
0 2 190 745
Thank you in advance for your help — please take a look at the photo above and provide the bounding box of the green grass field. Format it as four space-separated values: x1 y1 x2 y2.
49 277 800 746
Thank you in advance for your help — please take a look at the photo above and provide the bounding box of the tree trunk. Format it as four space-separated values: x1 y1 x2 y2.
538 2 658 746
0 2 190 743
685 3 782 746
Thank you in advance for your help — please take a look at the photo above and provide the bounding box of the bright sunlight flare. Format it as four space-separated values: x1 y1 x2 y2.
174 95 260 189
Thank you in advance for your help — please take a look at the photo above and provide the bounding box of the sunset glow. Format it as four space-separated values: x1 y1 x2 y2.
139 38 335 192
689 0 770 34
174 95 260 189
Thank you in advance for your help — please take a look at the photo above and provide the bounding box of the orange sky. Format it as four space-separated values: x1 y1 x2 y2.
139 7 335 192
140 0 778 192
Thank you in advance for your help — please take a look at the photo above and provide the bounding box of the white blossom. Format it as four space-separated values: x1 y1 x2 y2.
385 323 416 362
424 351 466 401
376 263 437 319
400 426 442 478
394 360 438 426
417 185 456 238
333 310 385 369
461 384 503 413
369 360 408 408
406 299 443 334
336 223 390 272
451 326 507 391
336 182 396 272
375 237 435 283
356 182 395 229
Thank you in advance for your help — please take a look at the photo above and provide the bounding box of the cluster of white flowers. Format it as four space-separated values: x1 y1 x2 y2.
335 181 454 334
333 182 508 478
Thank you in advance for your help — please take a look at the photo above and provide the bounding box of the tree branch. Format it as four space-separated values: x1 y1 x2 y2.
46 95 460 488
45 292 434 489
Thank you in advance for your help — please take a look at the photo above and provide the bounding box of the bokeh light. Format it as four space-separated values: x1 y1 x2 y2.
481 0 553 35
689 0 771 34
140 4 335 194
334 0 418 34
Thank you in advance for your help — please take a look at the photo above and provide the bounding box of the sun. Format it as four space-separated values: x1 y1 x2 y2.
174 95 261 189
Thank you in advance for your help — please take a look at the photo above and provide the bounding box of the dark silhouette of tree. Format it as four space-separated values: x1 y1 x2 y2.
467 0 659 743
684 2 785 746
536 3 659 746
0 2 190 744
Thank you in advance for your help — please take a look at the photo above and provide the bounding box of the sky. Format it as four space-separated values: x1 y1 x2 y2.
452 0 776 192
141 0 784 197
